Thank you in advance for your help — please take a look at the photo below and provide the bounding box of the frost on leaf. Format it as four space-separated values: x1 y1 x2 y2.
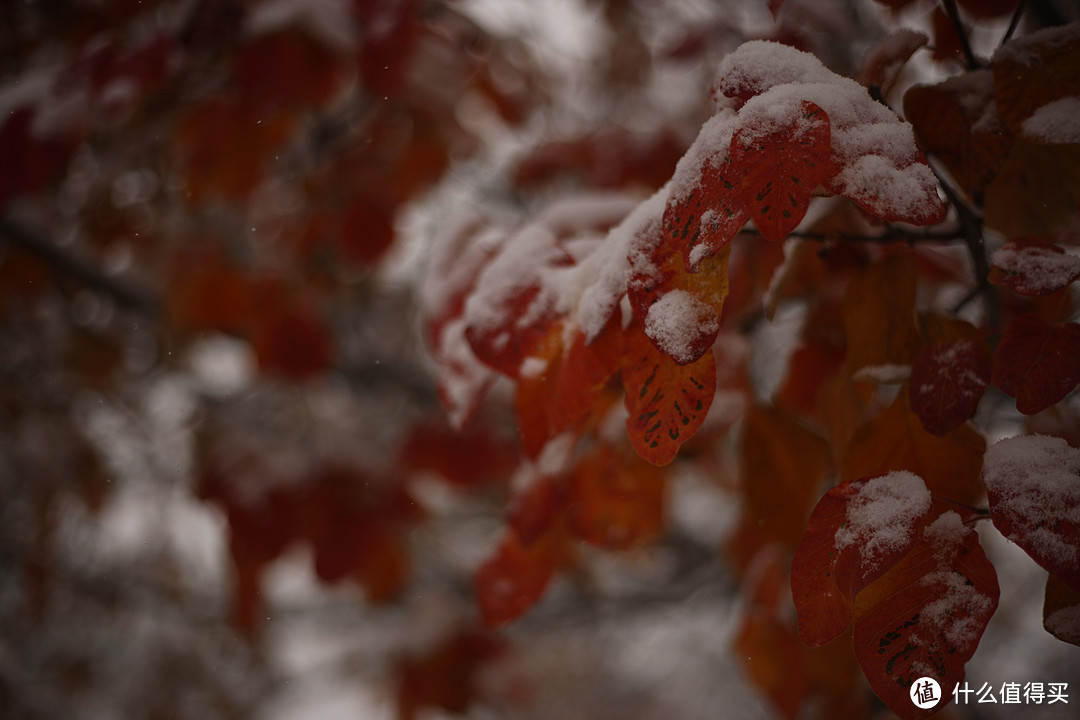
992 315 1080 415
989 238 1080 296
983 434 1080 591
853 511 999 720
792 472 931 648
909 338 992 436
622 315 715 466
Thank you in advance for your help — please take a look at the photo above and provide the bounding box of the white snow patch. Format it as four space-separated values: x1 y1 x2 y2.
643 290 719 365
992 241 1080 294
1021 96 1080 144
983 435 1080 566
834 471 931 563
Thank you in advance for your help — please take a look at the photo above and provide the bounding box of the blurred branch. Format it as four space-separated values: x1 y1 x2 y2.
0 217 160 316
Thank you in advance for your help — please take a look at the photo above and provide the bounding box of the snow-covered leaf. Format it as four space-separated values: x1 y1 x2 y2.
983 434 1080 592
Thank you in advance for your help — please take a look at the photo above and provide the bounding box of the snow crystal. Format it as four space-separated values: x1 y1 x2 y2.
834 471 932 563
1021 96 1080 144
643 290 719 365
991 242 1080 294
983 435 1080 566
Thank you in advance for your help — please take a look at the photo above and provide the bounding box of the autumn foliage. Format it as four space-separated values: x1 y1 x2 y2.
2 0 1080 719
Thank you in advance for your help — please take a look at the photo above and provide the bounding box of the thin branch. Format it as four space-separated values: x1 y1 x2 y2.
0 217 160 316
941 0 982 69
737 226 964 245
930 170 1002 335
1001 0 1028 46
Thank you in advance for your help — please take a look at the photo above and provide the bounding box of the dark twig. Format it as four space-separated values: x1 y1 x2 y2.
738 226 964 245
930 169 1002 335
1001 0 1028 47
941 0 982 69
0 217 160 316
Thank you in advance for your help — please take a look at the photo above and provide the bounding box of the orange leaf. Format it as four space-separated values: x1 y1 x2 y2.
853 512 999 720
842 253 924 378
1044 572 1080 647
567 443 666 549
992 315 1080 415
842 390 985 505
983 435 1080 592
475 527 562 628
740 404 831 549
734 608 809 719
628 218 731 364
909 338 992 436
622 316 716 465
792 471 932 647
515 317 622 457
729 100 833 242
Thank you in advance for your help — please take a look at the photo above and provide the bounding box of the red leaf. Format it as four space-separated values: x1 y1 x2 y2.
1044 572 1080 647
628 217 731 365
992 315 1080 415
983 434 1080 592
663 164 748 272
734 608 809 719
858 29 928 96
909 338 992 436
792 472 932 647
232 29 342 118
514 317 622 457
853 512 999 720
989 237 1080 297
475 527 562 628
252 303 333 381
741 404 832 550
507 475 566 547
567 443 666 549
397 627 505 720
729 101 833 242
622 316 716 466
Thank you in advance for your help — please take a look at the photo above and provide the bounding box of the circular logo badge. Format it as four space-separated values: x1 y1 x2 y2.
910 677 942 709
